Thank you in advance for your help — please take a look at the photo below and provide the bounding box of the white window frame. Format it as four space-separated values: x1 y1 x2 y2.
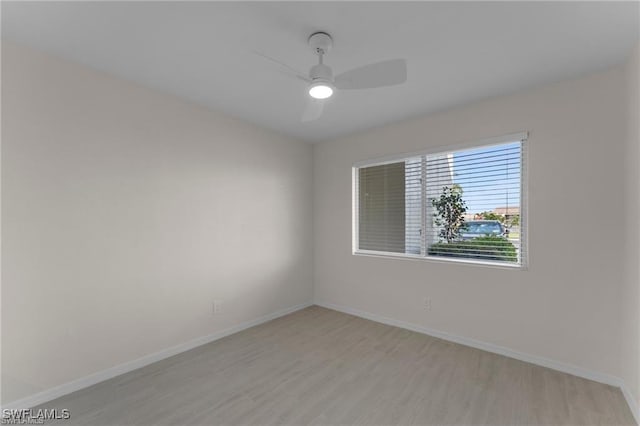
352 132 528 269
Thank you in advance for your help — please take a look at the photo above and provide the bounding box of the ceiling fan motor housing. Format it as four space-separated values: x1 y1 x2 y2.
310 63 333 83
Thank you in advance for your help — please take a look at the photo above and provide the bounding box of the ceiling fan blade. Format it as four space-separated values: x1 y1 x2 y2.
251 50 310 82
301 98 325 122
334 59 407 90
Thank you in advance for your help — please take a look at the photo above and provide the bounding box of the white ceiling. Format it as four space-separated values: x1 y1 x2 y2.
2 2 639 143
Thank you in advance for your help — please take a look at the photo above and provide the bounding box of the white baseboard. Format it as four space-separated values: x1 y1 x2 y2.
5 300 637 425
621 383 640 426
2 302 313 411
315 301 639 425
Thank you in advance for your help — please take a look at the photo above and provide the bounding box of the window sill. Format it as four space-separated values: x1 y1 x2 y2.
353 250 526 270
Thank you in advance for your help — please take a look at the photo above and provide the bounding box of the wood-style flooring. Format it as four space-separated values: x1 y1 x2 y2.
37 306 635 425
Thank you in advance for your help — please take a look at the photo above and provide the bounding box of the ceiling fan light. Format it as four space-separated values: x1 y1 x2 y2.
309 82 334 99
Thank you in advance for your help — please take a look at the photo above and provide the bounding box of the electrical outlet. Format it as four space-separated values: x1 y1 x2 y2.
212 299 223 315
423 297 432 311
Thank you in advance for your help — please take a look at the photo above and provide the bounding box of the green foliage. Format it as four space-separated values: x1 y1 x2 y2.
478 211 505 222
428 235 517 263
508 214 520 227
432 185 467 243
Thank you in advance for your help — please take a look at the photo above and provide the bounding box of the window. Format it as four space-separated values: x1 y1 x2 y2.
353 133 527 267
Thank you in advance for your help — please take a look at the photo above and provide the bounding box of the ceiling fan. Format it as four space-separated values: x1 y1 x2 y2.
256 32 407 122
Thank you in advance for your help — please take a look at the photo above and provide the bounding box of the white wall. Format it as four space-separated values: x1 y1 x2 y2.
2 37 638 415
314 56 633 388
623 44 640 409
1 42 313 404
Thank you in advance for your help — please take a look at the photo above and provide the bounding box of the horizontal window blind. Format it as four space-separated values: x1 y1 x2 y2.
355 137 526 267
357 158 422 254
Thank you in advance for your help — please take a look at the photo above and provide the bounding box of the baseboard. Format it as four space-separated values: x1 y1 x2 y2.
5 300 637 425
315 301 639 425
2 302 313 411
621 383 640 426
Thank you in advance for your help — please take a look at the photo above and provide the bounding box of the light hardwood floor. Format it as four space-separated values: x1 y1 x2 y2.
38 306 635 425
